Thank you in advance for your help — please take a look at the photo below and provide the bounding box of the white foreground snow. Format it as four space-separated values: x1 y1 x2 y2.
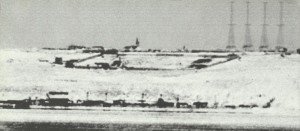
0 49 299 113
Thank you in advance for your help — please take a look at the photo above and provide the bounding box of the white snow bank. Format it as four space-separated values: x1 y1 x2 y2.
0 49 299 112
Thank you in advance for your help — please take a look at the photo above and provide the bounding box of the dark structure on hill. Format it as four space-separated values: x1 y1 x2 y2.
104 49 118 54
83 46 104 53
124 38 140 52
68 45 86 50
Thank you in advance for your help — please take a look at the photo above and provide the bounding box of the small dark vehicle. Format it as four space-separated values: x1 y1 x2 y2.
82 100 112 107
224 105 236 109
189 59 211 69
43 98 73 106
263 98 275 108
54 57 63 65
65 60 78 68
227 54 240 60
113 100 127 107
238 104 258 108
42 91 73 107
176 102 190 108
95 62 110 70
0 99 30 109
189 64 207 69
104 49 118 54
130 100 150 107
192 59 212 64
193 102 208 108
156 98 174 108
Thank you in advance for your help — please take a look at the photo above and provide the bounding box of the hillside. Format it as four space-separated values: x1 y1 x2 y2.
0 49 299 112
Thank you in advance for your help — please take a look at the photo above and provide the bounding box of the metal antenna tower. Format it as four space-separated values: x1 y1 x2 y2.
243 1 253 51
275 1 285 51
259 2 269 52
226 1 236 51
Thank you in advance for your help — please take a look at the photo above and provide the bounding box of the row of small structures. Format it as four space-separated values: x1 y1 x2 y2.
0 91 275 110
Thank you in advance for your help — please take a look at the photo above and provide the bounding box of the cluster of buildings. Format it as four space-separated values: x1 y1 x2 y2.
47 38 191 53
63 38 142 53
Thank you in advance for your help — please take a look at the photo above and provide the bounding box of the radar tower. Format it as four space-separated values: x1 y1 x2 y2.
243 1 254 52
226 1 236 51
259 2 269 52
275 1 285 51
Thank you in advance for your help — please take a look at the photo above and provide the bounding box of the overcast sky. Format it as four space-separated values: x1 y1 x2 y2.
0 0 299 50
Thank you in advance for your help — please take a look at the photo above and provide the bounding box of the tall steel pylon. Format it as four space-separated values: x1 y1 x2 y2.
226 1 236 51
259 2 269 52
275 1 285 51
243 1 253 51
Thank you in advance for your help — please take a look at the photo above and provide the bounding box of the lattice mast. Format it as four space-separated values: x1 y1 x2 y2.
135 38 140 47
259 2 269 51
226 1 236 51
276 1 285 51
243 1 253 51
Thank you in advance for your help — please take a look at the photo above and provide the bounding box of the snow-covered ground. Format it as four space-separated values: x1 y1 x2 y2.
74 52 229 69
0 49 299 113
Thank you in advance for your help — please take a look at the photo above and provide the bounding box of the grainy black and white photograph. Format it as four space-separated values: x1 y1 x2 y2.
0 0 299 130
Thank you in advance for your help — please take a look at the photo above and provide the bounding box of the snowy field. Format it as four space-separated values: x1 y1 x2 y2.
0 49 299 111
0 49 300 130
